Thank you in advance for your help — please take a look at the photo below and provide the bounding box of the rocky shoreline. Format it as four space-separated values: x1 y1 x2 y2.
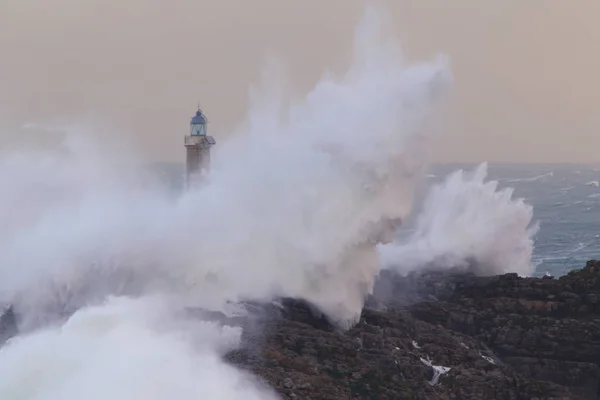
228 261 600 399
1 261 599 399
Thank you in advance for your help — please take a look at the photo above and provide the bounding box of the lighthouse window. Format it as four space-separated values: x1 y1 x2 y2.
191 124 206 136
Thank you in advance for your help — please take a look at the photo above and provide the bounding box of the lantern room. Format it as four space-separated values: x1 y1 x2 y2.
190 109 207 136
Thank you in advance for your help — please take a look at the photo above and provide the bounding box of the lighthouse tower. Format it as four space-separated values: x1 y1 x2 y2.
184 107 215 188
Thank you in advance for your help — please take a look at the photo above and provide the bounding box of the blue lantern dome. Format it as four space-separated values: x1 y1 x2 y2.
191 110 206 125
190 109 207 136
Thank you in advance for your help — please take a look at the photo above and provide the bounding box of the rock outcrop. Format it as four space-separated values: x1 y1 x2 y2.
1 261 599 399
229 260 600 399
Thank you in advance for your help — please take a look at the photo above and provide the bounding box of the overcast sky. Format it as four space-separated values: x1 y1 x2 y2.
1 0 599 163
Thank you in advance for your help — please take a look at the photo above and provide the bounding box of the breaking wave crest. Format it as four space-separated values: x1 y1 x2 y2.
380 163 538 277
0 8 452 399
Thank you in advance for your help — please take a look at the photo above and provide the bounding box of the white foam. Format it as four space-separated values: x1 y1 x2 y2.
420 356 451 386
481 354 495 364
505 171 553 183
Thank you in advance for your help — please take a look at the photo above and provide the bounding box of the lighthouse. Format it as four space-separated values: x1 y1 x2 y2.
184 107 215 188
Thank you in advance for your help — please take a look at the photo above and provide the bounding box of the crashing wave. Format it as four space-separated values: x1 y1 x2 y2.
0 7 452 399
380 163 538 277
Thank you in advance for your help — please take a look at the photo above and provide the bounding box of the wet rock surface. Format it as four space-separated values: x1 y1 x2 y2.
229 261 600 399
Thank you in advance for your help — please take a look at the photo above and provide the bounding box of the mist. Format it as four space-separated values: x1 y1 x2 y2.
0 8 453 398
0 6 450 328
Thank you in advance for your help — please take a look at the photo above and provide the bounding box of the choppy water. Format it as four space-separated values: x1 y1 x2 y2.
432 164 600 277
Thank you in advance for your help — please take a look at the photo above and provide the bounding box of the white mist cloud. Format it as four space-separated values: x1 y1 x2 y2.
0 296 277 400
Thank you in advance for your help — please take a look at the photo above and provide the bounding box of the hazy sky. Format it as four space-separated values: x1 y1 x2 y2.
1 0 599 163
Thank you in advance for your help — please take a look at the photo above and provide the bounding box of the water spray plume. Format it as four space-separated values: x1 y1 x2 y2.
0 7 451 399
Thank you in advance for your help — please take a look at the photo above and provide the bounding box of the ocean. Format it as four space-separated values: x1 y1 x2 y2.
430 163 600 277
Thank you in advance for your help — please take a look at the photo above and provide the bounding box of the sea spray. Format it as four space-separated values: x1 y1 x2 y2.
0 8 450 330
380 163 538 276
0 296 277 400
0 7 452 399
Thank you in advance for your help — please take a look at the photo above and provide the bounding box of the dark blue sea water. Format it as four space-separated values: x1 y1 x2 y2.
433 164 600 277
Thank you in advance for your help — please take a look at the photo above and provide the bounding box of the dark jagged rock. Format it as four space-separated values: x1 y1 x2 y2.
403 261 600 399
0 305 17 345
229 261 600 399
